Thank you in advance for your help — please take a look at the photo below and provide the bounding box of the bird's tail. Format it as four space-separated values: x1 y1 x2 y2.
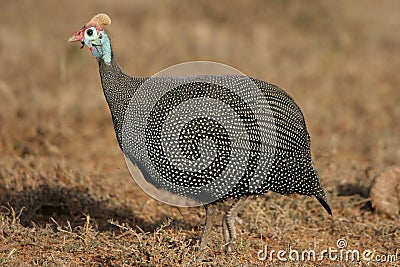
316 195 332 216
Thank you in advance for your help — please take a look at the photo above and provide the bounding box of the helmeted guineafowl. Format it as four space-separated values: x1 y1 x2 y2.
69 13 332 252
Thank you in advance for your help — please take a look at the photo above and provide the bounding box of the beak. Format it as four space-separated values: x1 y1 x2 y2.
68 29 85 42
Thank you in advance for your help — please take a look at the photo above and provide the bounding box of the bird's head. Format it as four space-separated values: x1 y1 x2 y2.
68 13 112 63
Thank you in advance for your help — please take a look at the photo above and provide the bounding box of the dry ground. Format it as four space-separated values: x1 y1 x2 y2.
0 0 399 266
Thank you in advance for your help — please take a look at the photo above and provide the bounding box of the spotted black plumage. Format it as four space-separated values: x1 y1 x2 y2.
100 62 329 207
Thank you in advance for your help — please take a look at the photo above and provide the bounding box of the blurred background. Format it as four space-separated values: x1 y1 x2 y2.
1 0 399 209
0 0 399 264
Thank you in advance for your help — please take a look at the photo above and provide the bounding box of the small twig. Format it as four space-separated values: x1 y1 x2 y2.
50 217 86 242
352 198 371 206
108 219 129 231
108 219 144 245
135 225 146 234
299 226 331 231
5 205 26 225
82 213 91 245
7 248 16 259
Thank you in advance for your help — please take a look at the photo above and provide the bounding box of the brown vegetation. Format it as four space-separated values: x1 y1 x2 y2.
0 0 399 266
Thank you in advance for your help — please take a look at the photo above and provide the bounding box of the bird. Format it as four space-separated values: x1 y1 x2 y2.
69 13 332 252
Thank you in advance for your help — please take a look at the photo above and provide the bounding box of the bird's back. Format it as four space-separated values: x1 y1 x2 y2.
99 67 329 209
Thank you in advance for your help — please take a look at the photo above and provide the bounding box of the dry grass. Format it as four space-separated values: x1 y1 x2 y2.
0 0 399 266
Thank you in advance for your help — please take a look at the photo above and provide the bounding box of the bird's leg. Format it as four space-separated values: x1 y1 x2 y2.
222 196 248 253
198 202 218 249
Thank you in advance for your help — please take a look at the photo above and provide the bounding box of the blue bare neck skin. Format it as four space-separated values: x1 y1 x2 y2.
91 31 112 65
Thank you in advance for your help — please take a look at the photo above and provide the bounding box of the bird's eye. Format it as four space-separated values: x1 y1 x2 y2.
86 29 93 36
